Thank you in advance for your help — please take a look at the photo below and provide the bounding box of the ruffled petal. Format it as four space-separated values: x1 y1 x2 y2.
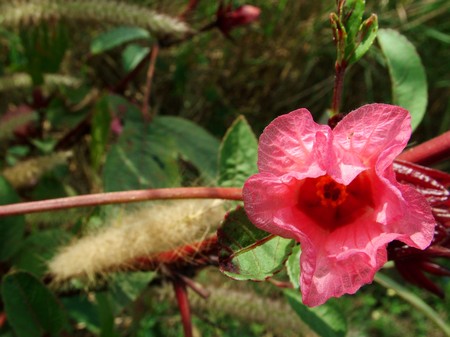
258 109 331 177
333 104 411 184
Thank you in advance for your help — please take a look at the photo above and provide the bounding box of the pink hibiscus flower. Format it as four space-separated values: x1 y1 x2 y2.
243 104 436 307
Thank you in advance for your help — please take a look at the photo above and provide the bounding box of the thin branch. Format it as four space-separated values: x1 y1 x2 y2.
398 130 450 165
173 278 193 337
142 44 160 122
0 187 242 217
331 61 347 115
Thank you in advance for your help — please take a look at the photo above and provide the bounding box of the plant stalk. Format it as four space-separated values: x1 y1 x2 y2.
398 130 450 166
331 61 347 115
0 187 242 217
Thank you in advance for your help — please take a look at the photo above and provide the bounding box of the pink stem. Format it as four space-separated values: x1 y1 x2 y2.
173 278 193 337
398 130 450 165
0 187 242 217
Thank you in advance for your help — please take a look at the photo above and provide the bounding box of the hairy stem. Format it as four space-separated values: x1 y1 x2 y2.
0 187 242 217
398 130 450 166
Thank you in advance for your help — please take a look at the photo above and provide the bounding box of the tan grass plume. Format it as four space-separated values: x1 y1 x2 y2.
47 199 226 282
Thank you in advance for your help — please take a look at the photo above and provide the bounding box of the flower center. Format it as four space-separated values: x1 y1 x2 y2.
315 175 347 207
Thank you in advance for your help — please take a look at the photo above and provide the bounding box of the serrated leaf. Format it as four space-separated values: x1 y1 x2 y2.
121 44 150 72
91 26 151 54
152 116 220 181
2 272 68 337
218 115 258 187
218 207 294 281
0 176 25 262
378 29 428 132
102 118 181 191
285 289 347 337
286 244 301 289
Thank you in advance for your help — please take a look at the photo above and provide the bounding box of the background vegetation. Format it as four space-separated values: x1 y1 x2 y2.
0 0 449 336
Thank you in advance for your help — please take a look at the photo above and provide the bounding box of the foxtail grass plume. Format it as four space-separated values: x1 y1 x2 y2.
47 199 226 282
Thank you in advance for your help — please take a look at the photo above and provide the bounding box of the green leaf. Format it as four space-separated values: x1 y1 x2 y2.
285 289 347 337
91 26 151 55
374 273 450 337
342 0 365 44
218 207 294 281
109 271 156 306
103 118 181 191
152 116 220 181
349 14 378 64
90 97 112 170
96 292 119 337
377 29 428 132
1 272 68 337
12 229 72 278
218 115 258 187
286 244 301 289
0 176 25 262
121 44 150 72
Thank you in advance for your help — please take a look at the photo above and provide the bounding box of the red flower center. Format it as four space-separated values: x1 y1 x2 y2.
297 172 374 231
315 175 348 207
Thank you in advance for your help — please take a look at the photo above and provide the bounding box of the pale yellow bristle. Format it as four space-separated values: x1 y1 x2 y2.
47 199 225 282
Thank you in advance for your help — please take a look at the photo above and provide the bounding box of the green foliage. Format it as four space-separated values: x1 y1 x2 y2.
331 0 378 65
218 207 294 281
286 244 301 289
218 115 258 187
0 1 448 336
377 29 428 132
285 289 347 337
90 97 112 171
91 26 151 55
374 273 450 337
1 272 69 337
0 177 25 262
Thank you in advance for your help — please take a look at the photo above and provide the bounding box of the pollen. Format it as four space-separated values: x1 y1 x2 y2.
315 175 348 207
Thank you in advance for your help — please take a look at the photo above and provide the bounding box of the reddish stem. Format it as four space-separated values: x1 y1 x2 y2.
0 187 242 217
331 61 347 115
397 130 450 166
142 44 160 122
173 278 193 337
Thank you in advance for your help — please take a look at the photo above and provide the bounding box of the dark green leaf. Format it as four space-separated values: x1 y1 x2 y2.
96 293 119 337
91 26 151 55
218 207 294 281
103 120 181 191
1 272 68 337
152 116 220 181
218 115 258 187
121 44 150 72
286 244 301 289
378 29 428 132
90 97 112 170
0 176 25 262
110 271 156 306
12 229 72 278
285 289 347 337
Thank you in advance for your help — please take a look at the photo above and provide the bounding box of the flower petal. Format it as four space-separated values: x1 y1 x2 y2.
333 104 411 184
257 109 330 177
